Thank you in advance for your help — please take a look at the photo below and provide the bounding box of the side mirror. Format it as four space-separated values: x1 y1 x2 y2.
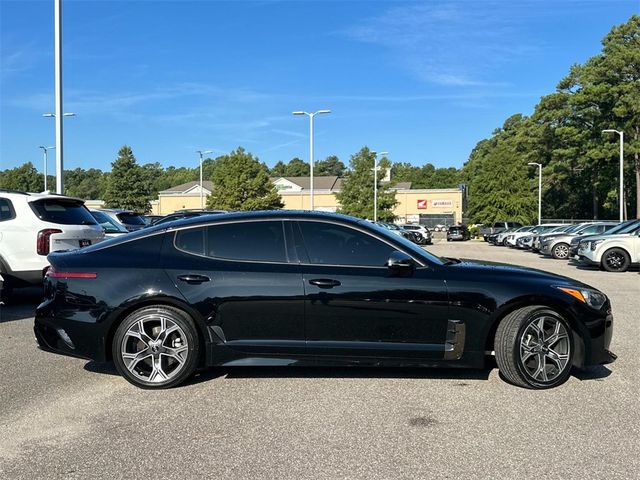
387 250 415 270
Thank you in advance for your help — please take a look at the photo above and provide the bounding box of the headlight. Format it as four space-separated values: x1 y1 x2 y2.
591 239 605 251
556 286 607 309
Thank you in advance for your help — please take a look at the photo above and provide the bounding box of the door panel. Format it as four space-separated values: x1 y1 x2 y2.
164 222 305 355
296 220 449 359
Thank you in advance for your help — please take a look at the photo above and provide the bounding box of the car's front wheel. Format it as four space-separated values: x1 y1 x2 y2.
601 247 631 272
495 306 573 389
551 242 570 259
113 305 200 389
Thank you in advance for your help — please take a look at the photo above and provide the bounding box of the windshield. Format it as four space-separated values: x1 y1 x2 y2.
606 219 636 234
616 219 640 234
117 212 147 226
91 210 128 233
365 221 444 266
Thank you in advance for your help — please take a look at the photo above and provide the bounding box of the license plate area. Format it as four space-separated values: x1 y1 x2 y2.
79 239 92 248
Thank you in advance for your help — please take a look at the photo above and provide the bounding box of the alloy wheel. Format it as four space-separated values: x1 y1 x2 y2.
519 316 570 383
120 315 189 383
553 243 569 259
605 251 625 270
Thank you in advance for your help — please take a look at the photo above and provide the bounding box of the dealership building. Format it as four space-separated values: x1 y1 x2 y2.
151 176 466 225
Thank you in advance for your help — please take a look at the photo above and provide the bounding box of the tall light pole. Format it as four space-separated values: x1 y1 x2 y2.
528 163 542 225
602 129 625 222
196 150 213 209
38 146 55 191
292 109 331 210
43 112 75 193
54 0 64 194
372 151 388 222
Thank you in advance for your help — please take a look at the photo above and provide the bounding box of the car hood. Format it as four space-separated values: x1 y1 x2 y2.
447 258 592 289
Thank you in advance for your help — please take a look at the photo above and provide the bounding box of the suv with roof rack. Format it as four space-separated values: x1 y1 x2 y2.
0 190 104 299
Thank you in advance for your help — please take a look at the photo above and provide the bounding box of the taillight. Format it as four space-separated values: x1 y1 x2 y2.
37 229 62 255
46 268 97 279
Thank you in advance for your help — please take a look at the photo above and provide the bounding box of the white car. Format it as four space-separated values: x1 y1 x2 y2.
399 224 432 245
0 190 104 298
578 223 640 272
505 226 536 247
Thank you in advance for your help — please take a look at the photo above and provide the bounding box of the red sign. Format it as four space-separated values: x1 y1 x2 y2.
417 199 427 209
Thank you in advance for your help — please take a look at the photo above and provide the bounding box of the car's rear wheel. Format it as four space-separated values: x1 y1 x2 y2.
113 306 200 389
601 247 631 272
551 242 570 259
495 306 573 389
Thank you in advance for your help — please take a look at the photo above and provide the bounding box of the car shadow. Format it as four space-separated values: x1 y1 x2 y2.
0 287 42 323
84 358 613 387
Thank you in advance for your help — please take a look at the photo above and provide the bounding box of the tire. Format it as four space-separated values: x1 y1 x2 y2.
0 278 13 304
112 305 200 389
601 247 631 272
551 242 570 260
495 306 573 389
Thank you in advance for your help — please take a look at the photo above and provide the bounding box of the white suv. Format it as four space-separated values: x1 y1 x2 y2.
577 222 640 272
0 191 104 296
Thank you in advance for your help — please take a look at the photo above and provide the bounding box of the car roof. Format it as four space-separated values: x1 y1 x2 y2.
98 208 138 214
0 190 84 203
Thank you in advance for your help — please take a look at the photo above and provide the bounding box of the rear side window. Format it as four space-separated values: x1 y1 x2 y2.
117 212 147 226
175 221 287 263
298 221 394 267
0 198 15 221
29 199 97 225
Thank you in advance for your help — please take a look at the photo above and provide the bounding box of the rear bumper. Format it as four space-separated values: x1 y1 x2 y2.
34 309 108 362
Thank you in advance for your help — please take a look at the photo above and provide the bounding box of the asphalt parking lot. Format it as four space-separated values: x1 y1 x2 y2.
1 240 638 479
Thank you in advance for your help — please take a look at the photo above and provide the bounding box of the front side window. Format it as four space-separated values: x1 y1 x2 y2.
175 221 287 263
298 221 395 267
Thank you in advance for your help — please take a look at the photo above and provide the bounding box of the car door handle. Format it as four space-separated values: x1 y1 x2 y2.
177 274 211 284
308 278 341 288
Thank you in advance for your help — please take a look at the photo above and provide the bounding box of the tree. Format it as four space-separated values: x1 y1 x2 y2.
103 146 153 213
206 147 283 211
270 160 287 177
284 158 310 176
0 162 43 192
316 155 346 176
64 168 108 199
335 147 397 221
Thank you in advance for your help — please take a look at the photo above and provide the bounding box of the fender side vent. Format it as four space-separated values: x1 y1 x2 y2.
444 319 466 360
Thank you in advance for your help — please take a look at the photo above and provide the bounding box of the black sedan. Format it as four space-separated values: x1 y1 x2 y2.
35 211 615 390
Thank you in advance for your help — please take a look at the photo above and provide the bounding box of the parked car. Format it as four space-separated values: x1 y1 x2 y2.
540 222 618 259
400 224 432 245
498 226 533 246
89 210 129 238
150 209 228 227
0 190 104 299
35 211 615 390
516 224 566 250
577 220 640 272
433 224 447 232
569 220 638 258
377 222 417 243
530 225 573 252
446 225 471 241
505 226 542 247
97 209 147 232
480 221 523 241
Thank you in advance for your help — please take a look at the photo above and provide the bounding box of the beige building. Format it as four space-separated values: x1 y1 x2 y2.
152 177 465 224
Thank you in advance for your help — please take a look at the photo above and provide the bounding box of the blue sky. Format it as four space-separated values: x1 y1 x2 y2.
1 0 638 174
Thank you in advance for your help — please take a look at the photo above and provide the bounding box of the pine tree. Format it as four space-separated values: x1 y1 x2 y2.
206 147 283 211
103 146 153 213
335 147 397 221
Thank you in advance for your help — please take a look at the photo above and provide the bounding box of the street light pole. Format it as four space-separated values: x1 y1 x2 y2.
54 0 64 194
528 162 542 225
372 151 388 222
38 146 55 191
293 110 331 211
196 150 213 209
602 129 625 222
